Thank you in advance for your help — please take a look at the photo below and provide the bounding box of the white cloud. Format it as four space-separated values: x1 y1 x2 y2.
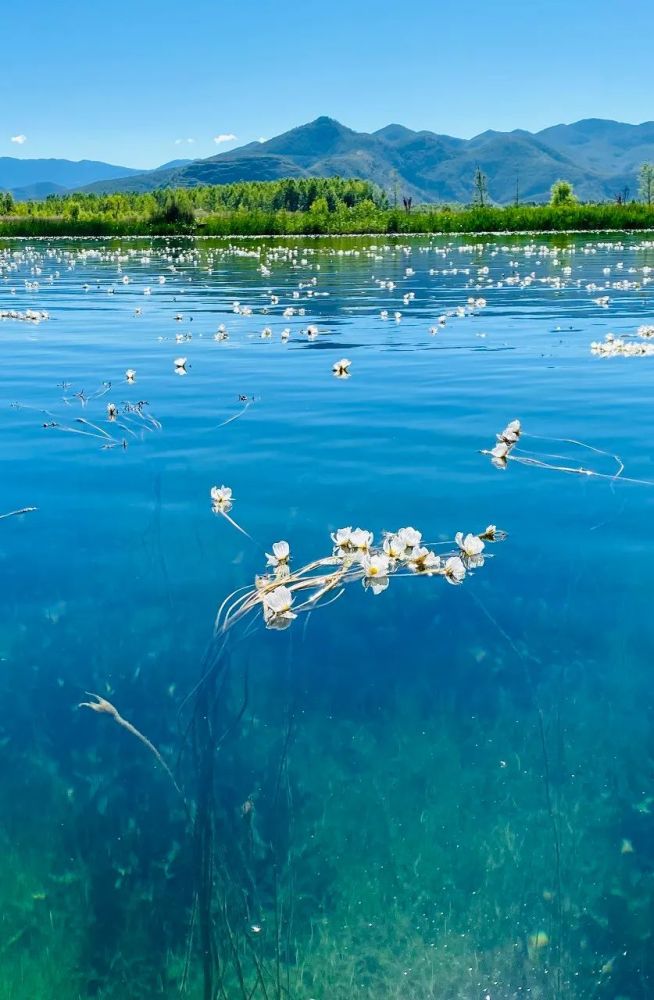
175 138 195 145
10 134 27 145
213 133 237 144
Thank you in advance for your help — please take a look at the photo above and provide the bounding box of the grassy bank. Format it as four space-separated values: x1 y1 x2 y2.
2 192 654 238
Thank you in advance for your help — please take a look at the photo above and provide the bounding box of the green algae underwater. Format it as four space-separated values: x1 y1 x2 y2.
2 234 654 999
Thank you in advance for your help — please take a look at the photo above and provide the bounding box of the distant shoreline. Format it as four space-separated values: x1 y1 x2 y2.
2 204 654 238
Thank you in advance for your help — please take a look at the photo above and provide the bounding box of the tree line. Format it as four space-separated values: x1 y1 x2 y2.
0 177 387 221
471 162 654 208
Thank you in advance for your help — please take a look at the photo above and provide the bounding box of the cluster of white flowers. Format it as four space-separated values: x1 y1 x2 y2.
0 308 49 322
243 524 503 631
591 331 654 357
484 419 521 468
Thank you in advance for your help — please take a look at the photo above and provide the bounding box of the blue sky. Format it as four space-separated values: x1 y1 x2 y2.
4 0 654 167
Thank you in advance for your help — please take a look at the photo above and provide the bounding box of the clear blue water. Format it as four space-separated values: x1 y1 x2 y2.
1 234 654 999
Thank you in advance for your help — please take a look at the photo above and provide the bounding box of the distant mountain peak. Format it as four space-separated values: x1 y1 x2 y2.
374 124 418 142
57 115 654 205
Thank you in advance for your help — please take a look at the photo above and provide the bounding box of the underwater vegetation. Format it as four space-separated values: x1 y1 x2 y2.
1 233 654 998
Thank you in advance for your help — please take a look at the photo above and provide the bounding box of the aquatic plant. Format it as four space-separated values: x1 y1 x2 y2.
79 692 184 801
0 506 38 521
215 524 504 634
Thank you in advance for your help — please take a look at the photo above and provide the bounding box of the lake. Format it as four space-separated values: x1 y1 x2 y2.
1 233 654 999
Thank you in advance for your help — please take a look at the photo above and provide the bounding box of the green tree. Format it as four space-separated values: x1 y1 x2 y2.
309 196 329 216
473 165 489 207
550 180 577 207
639 163 654 206
0 191 14 214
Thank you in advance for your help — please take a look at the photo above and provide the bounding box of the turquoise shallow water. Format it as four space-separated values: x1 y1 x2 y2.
1 234 654 999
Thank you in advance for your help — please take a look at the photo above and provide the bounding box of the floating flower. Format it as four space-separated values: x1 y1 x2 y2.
266 540 290 569
331 526 354 551
480 524 505 542
174 357 187 374
443 556 466 585
332 358 351 378
262 586 296 628
107 403 118 422
362 553 390 595
407 546 441 574
397 526 422 551
488 440 510 468
349 527 373 552
363 553 390 578
211 485 233 513
455 532 485 558
499 419 521 445
382 533 406 560
125 369 136 383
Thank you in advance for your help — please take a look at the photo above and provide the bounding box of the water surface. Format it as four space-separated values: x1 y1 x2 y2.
1 234 654 999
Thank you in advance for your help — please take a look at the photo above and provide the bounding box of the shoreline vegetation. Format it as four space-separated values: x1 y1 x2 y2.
1 177 654 237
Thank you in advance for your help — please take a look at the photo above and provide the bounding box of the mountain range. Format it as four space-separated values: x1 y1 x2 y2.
4 118 654 204
0 157 192 200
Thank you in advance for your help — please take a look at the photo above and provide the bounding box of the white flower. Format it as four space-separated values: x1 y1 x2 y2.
489 441 510 467
382 533 406 560
443 556 466 585
363 553 390 578
499 419 521 444
261 327 272 339
266 540 290 568
362 554 390 595
332 358 351 377
174 357 187 373
262 586 297 627
455 532 485 558
331 526 353 550
407 546 442 574
397 526 422 550
107 403 118 422
211 485 232 504
125 369 136 383
211 485 233 512
349 528 373 552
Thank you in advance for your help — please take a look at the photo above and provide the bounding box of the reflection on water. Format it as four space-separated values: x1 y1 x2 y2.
1 234 654 998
